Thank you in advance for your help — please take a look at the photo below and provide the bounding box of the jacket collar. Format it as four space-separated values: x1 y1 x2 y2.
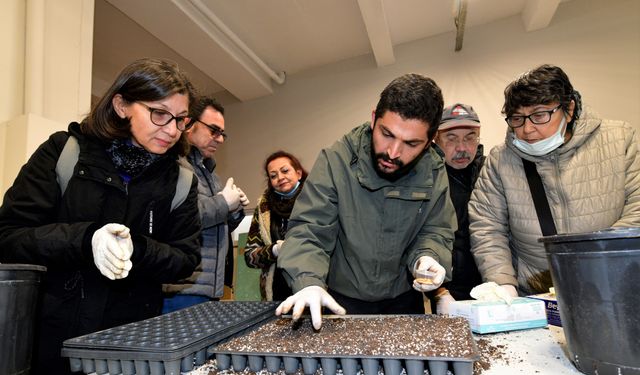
69 122 179 176
189 147 216 172
69 122 115 171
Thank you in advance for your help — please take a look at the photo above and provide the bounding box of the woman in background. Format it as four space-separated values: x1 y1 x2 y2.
0 58 202 374
244 151 308 301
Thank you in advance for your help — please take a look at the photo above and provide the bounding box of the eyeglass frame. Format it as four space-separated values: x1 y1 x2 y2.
195 120 228 140
137 102 193 131
504 104 563 128
439 133 480 148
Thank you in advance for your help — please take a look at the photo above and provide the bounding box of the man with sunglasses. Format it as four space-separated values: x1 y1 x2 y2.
469 64 640 298
162 96 250 312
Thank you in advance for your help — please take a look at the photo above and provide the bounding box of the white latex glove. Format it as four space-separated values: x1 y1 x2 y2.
236 187 250 207
117 261 132 279
271 240 284 257
470 282 517 305
219 177 242 211
412 256 446 292
275 285 346 330
107 225 133 257
435 291 456 315
500 284 519 299
92 224 133 280
111 226 133 279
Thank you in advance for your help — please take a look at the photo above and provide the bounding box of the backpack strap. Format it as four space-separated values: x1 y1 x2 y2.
171 164 193 211
55 135 80 196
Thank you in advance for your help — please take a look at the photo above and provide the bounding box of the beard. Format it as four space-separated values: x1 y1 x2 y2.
371 149 426 182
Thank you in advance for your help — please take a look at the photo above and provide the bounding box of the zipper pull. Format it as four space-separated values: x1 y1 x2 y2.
149 209 153 234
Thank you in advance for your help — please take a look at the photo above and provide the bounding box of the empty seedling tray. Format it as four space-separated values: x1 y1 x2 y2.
61 300 279 375
211 314 480 375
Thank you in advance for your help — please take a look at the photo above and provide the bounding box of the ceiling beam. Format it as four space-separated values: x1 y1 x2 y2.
454 0 468 52
521 0 561 32
106 0 274 101
357 0 395 67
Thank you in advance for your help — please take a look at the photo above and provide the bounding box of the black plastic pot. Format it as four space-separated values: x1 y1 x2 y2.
541 227 640 375
0 264 47 375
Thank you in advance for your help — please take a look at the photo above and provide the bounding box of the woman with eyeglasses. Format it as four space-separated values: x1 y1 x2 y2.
244 151 308 301
0 58 202 374
468 64 640 297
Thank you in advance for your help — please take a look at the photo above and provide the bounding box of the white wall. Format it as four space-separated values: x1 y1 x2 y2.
1 0 638 206
0 0 93 195
0 0 26 190
215 0 640 206
0 0 25 123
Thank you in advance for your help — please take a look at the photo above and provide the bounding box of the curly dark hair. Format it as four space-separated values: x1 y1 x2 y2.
374 73 444 140
82 58 197 156
263 150 308 192
503 64 582 129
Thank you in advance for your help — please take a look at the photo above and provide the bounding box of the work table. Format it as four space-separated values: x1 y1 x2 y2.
473 326 581 374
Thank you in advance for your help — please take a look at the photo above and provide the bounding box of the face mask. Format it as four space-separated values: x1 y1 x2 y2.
274 180 300 198
512 116 566 156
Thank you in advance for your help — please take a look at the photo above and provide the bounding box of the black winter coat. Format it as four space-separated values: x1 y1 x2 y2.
0 123 201 374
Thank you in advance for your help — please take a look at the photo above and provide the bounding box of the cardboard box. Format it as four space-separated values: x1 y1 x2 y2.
448 297 548 334
527 293 562 327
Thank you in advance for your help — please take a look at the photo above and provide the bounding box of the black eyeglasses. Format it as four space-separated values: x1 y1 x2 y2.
137 102 193 131
441 134 480 147
505 104 563 128
196 120 228 140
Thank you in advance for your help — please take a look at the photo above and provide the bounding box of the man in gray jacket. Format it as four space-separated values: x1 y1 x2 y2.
162 96 249 312
276 74 456 329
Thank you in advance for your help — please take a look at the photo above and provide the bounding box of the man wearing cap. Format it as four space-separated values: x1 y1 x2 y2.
431 103 485 314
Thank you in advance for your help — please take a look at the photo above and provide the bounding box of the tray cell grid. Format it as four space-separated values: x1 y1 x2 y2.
63 301 278 351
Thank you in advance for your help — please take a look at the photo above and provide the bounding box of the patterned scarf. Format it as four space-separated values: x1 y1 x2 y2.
265 182 300 241
267 180 304 219
106 139 162 179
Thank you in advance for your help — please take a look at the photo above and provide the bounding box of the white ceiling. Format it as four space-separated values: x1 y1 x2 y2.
93 0 567 103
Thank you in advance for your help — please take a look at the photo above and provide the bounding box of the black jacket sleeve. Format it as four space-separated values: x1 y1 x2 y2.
0 132 97 269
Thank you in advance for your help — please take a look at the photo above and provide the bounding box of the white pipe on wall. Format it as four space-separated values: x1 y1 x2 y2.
188 0 286 85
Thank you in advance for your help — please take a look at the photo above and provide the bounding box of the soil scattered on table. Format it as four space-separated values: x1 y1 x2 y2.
473 338 507 374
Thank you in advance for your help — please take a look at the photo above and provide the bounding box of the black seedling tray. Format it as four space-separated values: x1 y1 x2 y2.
213 353 474 375
61 301 279 375
211 315 480 375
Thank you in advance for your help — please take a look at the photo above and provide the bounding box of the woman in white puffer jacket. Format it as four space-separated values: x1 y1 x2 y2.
469 64 640 296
